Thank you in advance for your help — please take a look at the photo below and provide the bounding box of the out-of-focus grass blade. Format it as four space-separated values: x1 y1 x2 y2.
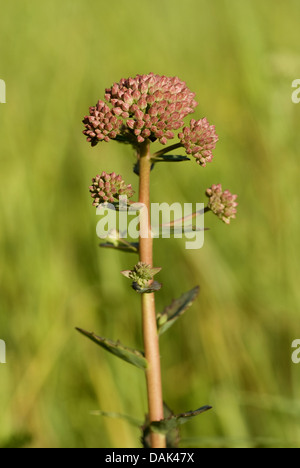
90 410 143 427
181 436 289 448
0 432 32 449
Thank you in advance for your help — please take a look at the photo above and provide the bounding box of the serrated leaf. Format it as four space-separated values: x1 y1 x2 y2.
151 154 190 163
76 328 148 370
157 286 200 335
150 406 212 434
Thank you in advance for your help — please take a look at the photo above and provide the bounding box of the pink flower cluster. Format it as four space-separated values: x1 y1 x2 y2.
206 184 238 224
179 118 219 167
83 73 197 146
89 171 134 207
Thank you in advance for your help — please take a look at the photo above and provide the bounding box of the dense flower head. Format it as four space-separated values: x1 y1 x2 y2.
206 184 238 224
121 262 162 290
83 73 197 146
89 171 134 207
128 262 154 288
178 118 219 166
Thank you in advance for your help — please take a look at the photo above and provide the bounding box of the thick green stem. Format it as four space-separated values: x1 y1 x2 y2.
138 140 166 449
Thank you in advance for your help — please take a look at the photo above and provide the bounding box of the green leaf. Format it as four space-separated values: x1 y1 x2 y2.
151 225 208 237
100 239 139 253
157 286 200 335
141 403 180 448
151 154 190 163
98 229 139 253
76 328 148 370
150 406 212 435
132 281 162 294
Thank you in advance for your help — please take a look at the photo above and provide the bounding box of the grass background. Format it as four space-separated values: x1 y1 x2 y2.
0 0 300 448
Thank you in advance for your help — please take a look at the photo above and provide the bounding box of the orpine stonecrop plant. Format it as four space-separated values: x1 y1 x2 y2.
77 73 238 448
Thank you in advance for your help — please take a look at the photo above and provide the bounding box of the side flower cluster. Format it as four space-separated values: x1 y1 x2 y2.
89 171 134 207
83 101 123 147
206 184 238 224
178 118 219 167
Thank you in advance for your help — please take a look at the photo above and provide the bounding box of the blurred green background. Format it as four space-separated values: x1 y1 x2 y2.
1 0 300 448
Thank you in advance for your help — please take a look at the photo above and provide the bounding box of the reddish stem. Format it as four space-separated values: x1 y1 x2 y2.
138 140 166 449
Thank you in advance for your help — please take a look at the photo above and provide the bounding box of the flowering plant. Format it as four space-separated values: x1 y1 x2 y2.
77 73 238 448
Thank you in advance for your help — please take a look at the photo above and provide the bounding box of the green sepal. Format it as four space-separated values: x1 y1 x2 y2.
75 328 148 370
157 286 200 335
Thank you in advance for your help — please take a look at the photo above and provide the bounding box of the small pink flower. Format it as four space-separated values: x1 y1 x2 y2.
179 118 219 166
206 184 238 224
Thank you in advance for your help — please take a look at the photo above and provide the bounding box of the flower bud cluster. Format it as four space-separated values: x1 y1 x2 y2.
83 101 124 147
89 171 134 207
128 262 154 289
206 184 238 224
178 118 219 166
83 73 197 146
121 262 162 290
